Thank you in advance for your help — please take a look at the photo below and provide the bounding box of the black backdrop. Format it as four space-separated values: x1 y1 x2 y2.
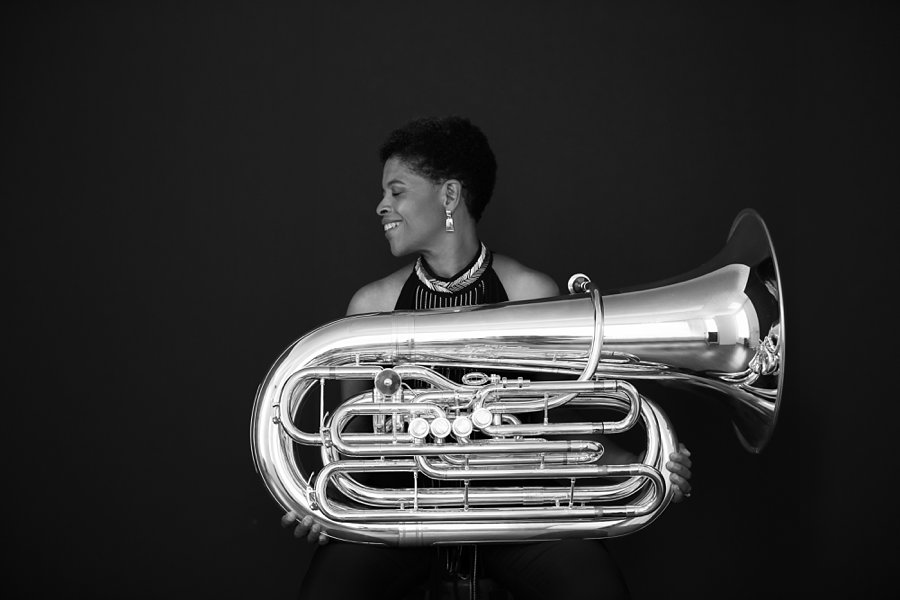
5 2 897 599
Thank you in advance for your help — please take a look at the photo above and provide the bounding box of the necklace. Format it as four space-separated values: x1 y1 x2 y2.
414 242 490 294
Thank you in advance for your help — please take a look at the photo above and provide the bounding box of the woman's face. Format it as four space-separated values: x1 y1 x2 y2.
377 157 446 257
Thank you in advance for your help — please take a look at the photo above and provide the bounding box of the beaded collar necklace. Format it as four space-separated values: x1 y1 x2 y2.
414 242 490 294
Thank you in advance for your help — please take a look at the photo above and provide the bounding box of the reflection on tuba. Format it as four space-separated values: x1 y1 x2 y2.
250 209 785 546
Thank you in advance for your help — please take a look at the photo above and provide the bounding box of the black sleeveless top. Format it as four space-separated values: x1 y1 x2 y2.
394 243 508 387
394 242 508 310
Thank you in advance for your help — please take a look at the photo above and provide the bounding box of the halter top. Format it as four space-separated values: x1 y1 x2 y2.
394 242 509 310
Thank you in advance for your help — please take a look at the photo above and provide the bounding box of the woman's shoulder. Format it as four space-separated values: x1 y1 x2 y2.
346 262 414 315
492 253 560 301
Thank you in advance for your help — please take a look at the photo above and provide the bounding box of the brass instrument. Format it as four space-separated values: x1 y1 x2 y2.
250 209 784 546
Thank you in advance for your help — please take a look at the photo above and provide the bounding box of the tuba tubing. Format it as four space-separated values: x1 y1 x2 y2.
251 209 784 546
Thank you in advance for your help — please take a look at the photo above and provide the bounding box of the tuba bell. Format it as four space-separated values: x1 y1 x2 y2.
250 208 785 546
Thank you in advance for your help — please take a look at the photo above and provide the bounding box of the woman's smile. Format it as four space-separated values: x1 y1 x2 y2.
376 157 445 256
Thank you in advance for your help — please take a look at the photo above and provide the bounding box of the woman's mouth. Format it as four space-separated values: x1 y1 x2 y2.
383 222 400 233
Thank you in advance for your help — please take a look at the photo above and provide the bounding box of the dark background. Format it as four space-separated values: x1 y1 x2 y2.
5 2 897 599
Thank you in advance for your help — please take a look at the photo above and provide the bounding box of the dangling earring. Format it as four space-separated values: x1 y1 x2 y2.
445 209 455 233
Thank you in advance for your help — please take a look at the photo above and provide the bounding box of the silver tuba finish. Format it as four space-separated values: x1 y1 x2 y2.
250 209 785 546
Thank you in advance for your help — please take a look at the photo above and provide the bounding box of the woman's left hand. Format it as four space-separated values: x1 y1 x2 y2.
667 442 693 503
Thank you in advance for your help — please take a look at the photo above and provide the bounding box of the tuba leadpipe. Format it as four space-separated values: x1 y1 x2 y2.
251 209 785 546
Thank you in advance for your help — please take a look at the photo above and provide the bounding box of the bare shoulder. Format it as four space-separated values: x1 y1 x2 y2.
492 253 560 301
346 263 413 315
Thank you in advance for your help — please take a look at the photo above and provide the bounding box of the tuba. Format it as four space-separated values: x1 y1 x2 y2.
251 209 785 546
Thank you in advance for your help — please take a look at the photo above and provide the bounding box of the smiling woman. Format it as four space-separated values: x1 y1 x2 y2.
348 116 559 314
378 157 458 260
278 115 694 600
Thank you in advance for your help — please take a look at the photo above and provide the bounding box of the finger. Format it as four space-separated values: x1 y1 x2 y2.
318 532 329 546
293 515 312 538
281 511 298 528
666 461 690 477
307 523 321 544
668 461 692 480
671 487 684 504
668 452 693 469
678 443 691 456
672 477 693 497
670 473 692 491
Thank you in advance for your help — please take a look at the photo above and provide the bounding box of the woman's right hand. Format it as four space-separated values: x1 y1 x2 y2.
281 510 329 545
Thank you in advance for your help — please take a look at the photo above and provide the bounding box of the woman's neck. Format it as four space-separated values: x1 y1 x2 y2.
419 229 481 279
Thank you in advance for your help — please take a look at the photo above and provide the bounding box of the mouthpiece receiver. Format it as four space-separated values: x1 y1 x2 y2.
567 273 592 294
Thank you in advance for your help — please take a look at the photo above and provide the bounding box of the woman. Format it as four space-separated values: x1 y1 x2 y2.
284 116 693 600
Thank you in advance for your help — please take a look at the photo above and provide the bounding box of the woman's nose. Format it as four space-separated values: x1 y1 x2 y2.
376 194 392 216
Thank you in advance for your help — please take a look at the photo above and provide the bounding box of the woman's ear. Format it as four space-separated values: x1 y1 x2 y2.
441 179 463 211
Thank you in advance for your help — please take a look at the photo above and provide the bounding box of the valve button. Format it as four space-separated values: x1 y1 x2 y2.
471 408 493 430
408 417 430 440
430 417 451 439
452 416 474 438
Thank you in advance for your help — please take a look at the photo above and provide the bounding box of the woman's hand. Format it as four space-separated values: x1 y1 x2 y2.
666 443 693 503
281 510 329 545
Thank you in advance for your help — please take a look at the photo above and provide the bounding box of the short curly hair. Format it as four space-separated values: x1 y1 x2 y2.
379 116 497 221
